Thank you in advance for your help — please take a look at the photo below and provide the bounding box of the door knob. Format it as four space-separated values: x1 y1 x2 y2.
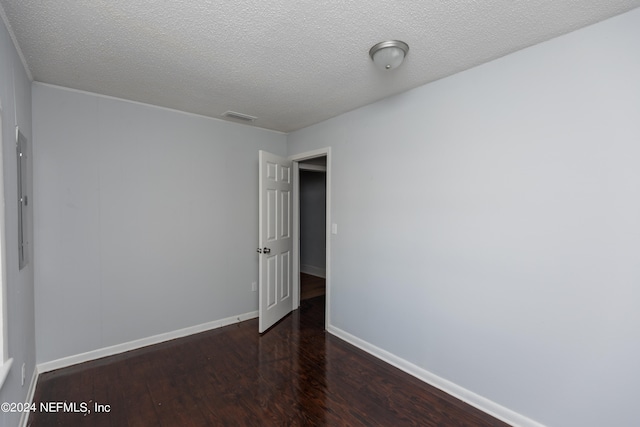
263 247 271 254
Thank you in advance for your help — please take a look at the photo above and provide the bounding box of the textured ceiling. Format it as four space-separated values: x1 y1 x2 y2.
1 1 639 132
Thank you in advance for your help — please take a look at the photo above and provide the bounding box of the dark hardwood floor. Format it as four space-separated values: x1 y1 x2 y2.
300 273 325 301
28 296 510 426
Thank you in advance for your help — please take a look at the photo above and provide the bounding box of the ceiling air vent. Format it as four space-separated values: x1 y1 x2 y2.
222 111 257 122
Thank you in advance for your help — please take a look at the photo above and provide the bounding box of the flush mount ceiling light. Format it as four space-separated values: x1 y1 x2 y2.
369 40 409 71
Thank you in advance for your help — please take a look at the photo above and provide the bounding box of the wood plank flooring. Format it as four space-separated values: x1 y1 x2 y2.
300 273 325 301
28 296 510 426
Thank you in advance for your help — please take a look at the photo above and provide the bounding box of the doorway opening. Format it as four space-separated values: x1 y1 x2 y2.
298 157 327 302
291 148 331 329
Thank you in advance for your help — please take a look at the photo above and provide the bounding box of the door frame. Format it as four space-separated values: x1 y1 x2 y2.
290 147 331 329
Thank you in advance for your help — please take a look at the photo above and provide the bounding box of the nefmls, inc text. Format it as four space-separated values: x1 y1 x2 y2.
40 401 111 413
2 400 111 414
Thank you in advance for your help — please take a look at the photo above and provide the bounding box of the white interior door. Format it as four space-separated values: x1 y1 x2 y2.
258 150 293 333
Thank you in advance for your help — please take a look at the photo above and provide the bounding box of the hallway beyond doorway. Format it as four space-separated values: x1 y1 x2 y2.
300 273 325 301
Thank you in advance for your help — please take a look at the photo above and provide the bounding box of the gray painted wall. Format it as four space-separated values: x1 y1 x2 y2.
288 8 640 427
300 170 326 275
32 84 287 363
0 16 36 427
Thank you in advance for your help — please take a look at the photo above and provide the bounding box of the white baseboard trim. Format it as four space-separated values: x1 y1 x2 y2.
327 325 545 427
19 366 39 427
37 310 258 374
0 358 12 390
300 264 325 278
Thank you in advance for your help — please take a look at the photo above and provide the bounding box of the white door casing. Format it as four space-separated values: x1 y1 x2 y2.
290 147 331 327
258 151 293 333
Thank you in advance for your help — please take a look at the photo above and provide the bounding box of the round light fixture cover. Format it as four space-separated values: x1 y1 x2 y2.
369 40 409 71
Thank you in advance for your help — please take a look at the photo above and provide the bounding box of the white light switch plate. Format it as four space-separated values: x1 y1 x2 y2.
331 223 338 235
